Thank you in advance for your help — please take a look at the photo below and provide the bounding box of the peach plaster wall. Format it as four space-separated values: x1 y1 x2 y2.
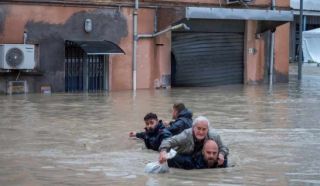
155 31 171 87
244 20 265 84
110 8 156 90
274 23 290 83
109 7 133 91
0 5 92 43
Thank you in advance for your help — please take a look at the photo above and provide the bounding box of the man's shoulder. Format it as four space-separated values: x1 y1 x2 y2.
208 129 220 138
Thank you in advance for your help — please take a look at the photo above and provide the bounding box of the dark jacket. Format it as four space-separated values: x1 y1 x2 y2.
136 121 172 151
167 108 193 135
192 154 223 169
168 153 226 170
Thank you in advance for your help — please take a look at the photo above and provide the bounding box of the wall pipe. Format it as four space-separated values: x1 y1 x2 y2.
138 23 190 39
133 0 138 91
269 0 276 88
298 0 303 80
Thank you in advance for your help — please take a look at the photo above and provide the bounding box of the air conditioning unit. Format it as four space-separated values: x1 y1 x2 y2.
226 0 252 4
226 0 240 4
0 44 35 70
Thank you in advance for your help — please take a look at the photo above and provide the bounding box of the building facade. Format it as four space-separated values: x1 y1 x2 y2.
290 0 320 62
0 0 292 93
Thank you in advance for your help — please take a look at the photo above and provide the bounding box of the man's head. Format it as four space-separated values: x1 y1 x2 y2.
192 116 210 140
144 113 158 132
202 139 219 168
172 103 186 119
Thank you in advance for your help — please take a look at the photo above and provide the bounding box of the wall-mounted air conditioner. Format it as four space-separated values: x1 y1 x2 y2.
226 0 240 4
226 0 252 4
0 44 35 70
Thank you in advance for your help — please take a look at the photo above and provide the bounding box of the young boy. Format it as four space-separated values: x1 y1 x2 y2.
129 112 172 151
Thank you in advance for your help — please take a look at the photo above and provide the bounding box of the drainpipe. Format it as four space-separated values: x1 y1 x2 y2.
132 0 138 91
298 0 304 80
138 23 190 38
269 0 276 88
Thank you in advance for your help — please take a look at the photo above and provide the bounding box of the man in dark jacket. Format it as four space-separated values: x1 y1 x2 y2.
167 103 193 135
167 139 225 169
129 113 171 151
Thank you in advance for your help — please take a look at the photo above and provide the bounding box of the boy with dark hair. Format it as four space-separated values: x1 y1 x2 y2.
129 112 172 151
167 103 193 135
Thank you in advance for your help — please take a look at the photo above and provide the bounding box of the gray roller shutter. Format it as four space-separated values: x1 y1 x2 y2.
172 32 244 87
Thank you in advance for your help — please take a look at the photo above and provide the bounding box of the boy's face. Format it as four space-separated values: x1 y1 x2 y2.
172 108 178 119
145 119 158 132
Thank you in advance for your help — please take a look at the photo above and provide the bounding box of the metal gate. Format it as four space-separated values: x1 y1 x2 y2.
65 41 106 92
171 32 244 87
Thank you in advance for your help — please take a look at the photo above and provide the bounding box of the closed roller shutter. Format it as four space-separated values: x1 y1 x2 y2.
172 32 244 87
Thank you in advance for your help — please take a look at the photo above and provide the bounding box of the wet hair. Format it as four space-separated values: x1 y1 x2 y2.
192 116 210 127
173 103 186 113
144 112 158 121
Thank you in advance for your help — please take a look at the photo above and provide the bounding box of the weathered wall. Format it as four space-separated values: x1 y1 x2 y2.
0 4 128 93
244 20 266 84
244 20 290 84
274 23 290 83
1 0 289 7
109 7 157 91
137 8 157 89
155 32 171 87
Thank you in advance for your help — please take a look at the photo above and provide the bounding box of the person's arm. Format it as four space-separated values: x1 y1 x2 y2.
166 120 184 135
158 129 172 145
208 131 229 166
158 130 188 163
135 131 146 140
214 134 229 157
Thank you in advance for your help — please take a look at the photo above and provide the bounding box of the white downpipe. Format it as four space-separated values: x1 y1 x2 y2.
269 0 276 88
269 32 275 87
133 0 138 91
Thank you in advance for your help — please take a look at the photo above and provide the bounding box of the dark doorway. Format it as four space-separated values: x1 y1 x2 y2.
171 52 177 86
171 32 244 87
65 41 106 92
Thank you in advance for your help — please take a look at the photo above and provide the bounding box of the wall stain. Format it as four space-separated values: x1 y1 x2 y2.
23 9 128 92
0 5 8 34
275 70 289 83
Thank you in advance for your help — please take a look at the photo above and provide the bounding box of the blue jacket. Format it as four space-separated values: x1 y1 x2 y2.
167 108 193 135
136 121 172 151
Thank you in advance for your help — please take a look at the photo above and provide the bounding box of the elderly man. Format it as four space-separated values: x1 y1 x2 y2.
159 116 228 167
166 103 193 135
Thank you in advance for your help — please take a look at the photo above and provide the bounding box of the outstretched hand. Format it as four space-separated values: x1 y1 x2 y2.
129 131 136 137
163 121 170 127
159 150 168 164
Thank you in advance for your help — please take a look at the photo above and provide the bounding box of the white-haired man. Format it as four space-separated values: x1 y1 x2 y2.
159 116 229 167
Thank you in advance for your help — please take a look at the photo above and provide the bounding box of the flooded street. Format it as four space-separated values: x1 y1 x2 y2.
1 64 320 185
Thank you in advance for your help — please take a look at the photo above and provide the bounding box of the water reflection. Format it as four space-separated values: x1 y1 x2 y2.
1 70 320 185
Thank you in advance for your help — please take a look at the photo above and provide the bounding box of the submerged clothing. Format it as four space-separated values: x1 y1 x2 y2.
159 128 229 157
168 153 226 170
193 153 227 169
136 121 172 151
167 108 193 135
167 154 194 170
